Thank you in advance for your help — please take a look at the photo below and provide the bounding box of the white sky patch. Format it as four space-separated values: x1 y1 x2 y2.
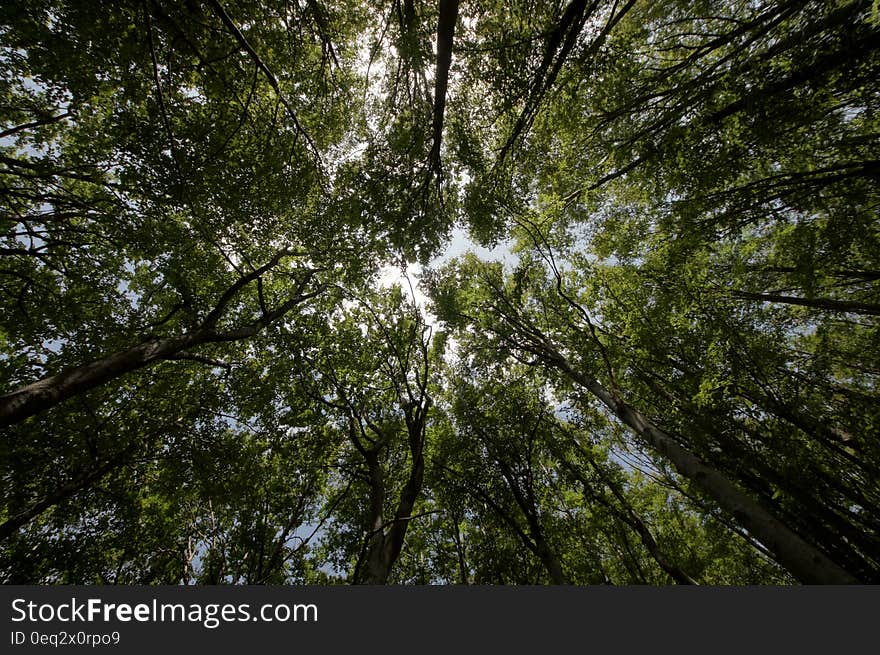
430 226 518 268
376 261 431 315
375 226 518 328
372 226 520 368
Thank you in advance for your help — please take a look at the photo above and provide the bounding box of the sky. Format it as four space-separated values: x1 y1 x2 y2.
376 226 516 321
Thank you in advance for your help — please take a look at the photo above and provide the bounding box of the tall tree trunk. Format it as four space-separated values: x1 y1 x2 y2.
0 333 198 427
493 445 570 584
731 290 880 316
381 449 425 578
546 352 858 584
0 456 123 541
357 459 426 584
561 451 698 585
0 259 321 426
427 0 460 174
451 510 469 584
534 534 568 585
357 406 428 584
361 454 390 584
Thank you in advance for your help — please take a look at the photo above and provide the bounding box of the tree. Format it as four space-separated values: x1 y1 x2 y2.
2 0 876 585
426 250 864 584
289 284 433 584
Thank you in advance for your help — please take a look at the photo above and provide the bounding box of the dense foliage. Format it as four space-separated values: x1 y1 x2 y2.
1 0 877 584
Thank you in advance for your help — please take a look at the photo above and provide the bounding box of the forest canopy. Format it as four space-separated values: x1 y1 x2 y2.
1 0 878 584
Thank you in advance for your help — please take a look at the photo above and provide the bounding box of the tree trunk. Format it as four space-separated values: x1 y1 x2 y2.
563 451 698 585
549 354 858 584
1 262 321 426
357 410 428 584
427 0 460 173
0 457 122 541
732 290 880 316
361 454 391 584
535 534 569 585
0 333 199 427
